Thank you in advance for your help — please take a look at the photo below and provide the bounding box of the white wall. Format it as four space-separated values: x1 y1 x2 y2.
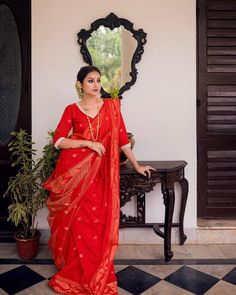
32 0 196 242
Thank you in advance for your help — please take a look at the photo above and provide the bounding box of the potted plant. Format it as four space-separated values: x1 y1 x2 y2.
3 129 58 259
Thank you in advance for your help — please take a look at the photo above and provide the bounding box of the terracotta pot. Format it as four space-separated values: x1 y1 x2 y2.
120 132 135 165
14 230 41 259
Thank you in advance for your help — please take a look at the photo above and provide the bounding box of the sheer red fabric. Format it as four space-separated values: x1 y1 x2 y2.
44 99 129 294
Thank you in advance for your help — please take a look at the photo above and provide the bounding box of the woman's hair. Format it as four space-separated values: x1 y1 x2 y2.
76 66 101 83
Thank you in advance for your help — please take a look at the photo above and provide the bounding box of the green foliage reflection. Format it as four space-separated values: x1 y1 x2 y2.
87 26 121 97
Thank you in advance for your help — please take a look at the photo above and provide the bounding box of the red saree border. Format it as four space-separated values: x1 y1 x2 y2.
49 274 118 295
89 99 121 294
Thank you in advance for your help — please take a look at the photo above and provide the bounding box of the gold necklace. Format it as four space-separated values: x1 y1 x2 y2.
86 112 100 141
83 99 101 141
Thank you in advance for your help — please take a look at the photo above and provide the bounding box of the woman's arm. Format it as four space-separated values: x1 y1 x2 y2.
122 147 155 178
58 139 106 156
118 112 155 177
57 138 91 149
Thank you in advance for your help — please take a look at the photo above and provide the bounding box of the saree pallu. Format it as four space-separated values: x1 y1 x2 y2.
44 100 122 294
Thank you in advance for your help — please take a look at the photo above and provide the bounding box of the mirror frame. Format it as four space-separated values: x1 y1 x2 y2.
77 12 147 98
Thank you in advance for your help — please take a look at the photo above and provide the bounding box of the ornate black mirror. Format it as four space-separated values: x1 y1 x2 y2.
77 13 147 98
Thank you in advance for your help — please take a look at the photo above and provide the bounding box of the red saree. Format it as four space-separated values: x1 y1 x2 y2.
44 99 129 294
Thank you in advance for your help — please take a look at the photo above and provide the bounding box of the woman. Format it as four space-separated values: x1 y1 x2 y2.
44 66 154 294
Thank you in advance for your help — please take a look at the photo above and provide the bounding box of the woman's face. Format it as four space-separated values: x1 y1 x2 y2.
81 71 101 97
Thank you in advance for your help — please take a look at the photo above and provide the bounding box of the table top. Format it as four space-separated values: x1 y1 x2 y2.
120 160 187 174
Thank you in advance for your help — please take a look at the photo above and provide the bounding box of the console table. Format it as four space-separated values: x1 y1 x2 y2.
119 161 189 262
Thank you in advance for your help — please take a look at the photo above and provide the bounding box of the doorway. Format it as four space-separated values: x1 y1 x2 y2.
0 0 31 241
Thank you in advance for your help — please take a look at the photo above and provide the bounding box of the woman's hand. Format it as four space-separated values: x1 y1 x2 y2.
121 147 156 178
89 141 106 156
134 164 156 178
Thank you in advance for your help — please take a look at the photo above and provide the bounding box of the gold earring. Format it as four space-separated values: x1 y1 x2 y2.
75 81 83 98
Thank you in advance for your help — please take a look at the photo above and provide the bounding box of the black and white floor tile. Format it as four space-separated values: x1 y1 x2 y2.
0 244 236 294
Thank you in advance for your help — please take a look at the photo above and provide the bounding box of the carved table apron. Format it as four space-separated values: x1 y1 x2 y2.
120 161 189 262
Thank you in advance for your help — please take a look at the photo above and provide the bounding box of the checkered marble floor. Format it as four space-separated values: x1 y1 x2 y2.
0 244 236 294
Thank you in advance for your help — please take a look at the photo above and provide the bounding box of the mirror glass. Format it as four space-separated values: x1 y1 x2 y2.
77 13 147 98
87 25 137 97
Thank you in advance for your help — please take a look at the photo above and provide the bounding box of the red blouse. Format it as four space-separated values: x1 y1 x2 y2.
53 100 130 150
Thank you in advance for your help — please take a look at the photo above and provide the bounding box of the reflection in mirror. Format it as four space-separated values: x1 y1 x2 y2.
77 13 147 98
87 25 137 97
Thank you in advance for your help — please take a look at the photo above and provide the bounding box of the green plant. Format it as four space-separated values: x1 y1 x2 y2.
39 130 60 184
3 129 59 239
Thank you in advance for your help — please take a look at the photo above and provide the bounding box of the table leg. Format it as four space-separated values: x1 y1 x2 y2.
178 178 189 245
137 192 145 223
162 182 175 262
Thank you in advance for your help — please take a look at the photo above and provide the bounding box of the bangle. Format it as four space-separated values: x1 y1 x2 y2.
91 141 94 149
